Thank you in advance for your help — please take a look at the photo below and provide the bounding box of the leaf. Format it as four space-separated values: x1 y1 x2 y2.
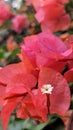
30 114 59 130
42 118 65 130
0 49 5 59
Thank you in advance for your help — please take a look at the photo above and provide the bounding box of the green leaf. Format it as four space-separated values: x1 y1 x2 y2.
0 49 5 59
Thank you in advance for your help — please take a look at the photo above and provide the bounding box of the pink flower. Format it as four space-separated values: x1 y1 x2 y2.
11 14 29 33
0 4 13 26
22 32 70 72
31 0 71 32
22 33 73 83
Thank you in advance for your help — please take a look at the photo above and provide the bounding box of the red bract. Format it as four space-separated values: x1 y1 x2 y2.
22 32 73 74
0 62 26 114
0 62 26 84
31 0 70 32
0 4 13 26
0 63 37 130
17 90 48 122
38 67 70 116
11 15 29 33
1 97 23 130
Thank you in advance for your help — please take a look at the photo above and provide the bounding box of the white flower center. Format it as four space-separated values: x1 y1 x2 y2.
41 84 53 94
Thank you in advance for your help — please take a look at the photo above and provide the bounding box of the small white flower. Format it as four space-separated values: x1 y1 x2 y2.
12 0 22 9
41 84 53 94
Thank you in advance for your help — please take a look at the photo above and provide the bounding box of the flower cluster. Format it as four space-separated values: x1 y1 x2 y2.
0 32 71 130
0 2 29 33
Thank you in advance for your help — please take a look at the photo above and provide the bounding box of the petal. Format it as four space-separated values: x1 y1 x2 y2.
5 85 27 98
17 104 29 119
1 97 22 130
7 73 37 90
17 90 48 122
21 49 34 72
5 73 37 98
0 62 25 85
38 32 67 53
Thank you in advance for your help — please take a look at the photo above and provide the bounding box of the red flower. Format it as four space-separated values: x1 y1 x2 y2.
11 15 29 33
0 32 71 130
16 67 70 121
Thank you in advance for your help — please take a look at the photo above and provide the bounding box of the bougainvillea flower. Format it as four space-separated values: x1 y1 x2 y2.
0 31 71 130
11 14 29 33
0 4 13 26
35 3 70 32
0 66 70 130
16 66 70 121
30 0 70 32
1 89 48 130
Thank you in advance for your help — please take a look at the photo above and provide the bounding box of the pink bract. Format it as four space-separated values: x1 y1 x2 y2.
31 0 70 32
22 32 73 73
0 4 13 26
11 14 29 33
